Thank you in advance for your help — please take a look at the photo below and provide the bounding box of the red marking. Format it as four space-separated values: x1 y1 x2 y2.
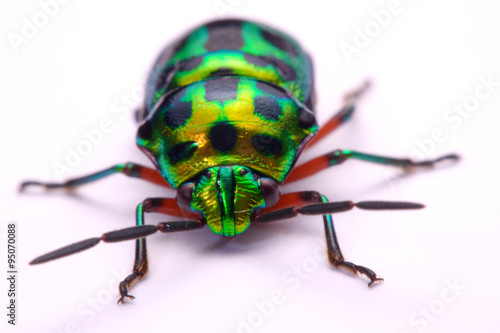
305 114 343 148
284 155 330 184
137 167 172 188
256 191 322 216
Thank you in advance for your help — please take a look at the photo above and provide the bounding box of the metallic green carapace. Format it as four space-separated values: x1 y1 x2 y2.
137 77 316 188
136 19 318 236
143 19 315 112
137 20 317 186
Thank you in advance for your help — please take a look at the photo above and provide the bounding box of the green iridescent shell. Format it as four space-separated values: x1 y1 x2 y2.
136 19 318 188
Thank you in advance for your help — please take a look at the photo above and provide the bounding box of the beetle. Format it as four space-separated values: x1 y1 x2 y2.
22 19 458 303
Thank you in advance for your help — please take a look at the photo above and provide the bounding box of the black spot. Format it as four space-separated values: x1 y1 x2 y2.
205 78 239 103
210 67 235 77
209 122 238 153
205 20 244 52
181 56 204 71
243 53 270 68
298 108 316 129
261 29 299 57
168 141 198 163
251 135 282 156
260 55 296 81
256 81 286 97
254 95 282 121
162 98 193 129
137 121 152 140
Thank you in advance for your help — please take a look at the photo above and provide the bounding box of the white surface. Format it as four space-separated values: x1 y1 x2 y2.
1 0 499 332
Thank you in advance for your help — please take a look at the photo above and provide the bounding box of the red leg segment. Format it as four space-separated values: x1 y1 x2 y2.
306 105 353 148
305 81 370 149
20 162 172 191
256 191 323 217
285 149 459 184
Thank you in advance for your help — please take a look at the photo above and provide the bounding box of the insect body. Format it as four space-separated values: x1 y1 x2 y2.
22 19 458 303
137 19 317 236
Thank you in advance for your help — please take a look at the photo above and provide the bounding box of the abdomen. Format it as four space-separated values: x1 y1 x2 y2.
141 19 315 118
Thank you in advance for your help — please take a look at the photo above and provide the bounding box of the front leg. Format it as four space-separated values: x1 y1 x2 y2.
118 198 203 303
118 200 149 303
30 197 204 303
255 192 424 286
320 195 383 286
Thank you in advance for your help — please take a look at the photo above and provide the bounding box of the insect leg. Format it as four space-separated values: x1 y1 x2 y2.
306 81 370 149
285 149 459 183
20 162 171 191
254 192 423 286
29 225 160 265
255 191 324 219
255 193 423 223
118 198 203 303
29 197 203 303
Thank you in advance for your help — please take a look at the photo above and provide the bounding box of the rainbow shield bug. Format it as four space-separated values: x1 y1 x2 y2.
22 19 458 303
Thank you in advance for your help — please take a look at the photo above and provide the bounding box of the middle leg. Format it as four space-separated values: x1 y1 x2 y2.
20 162 172 192
285 149 459 184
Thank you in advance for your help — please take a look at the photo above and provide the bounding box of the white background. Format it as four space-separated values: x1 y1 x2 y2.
1 0 499 332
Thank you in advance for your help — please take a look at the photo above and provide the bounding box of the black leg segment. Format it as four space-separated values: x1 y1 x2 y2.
254 192 425 286
29 197 204 303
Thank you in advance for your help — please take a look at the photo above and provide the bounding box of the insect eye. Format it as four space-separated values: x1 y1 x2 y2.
176 183 194 212
260 178 280 208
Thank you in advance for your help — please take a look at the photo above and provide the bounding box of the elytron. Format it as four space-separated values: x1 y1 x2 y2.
22 19 458 303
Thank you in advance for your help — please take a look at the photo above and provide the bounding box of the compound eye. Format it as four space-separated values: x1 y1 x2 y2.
260 178 281 208
176 183 194 212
